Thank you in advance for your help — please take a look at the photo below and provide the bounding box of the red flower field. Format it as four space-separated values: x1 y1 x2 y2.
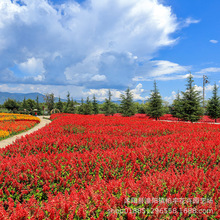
0 113 219 219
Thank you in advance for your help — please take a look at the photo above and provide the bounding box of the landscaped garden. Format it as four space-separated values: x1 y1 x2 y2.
0 113 40 140
0 113 219 219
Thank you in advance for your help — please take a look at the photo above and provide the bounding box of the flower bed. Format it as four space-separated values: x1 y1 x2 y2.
0 113 40 140
0 113 219 219
0 113 41 122
159 114 220 123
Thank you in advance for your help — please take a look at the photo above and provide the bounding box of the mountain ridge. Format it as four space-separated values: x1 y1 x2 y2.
0 92 66 104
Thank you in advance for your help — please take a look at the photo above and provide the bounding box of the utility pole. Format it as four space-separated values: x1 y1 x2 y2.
203 75 209 108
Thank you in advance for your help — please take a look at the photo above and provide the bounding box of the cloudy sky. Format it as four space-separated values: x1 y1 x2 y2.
0 0 220 102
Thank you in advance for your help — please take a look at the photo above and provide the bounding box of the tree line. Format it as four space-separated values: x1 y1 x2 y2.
1 74 220 122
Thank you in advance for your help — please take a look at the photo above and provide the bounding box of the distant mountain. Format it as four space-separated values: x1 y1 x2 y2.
110 100 146 105
0 92 146 105
0 92 66 104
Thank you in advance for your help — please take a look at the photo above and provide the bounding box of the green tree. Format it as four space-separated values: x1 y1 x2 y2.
120 87 136 116
64 92 71 113
135 102 147 114
206 83 220 123
44 93 55 113
146 81 164 120
103 90 115 116
4 99 19 112
163 100 171 114
67 92 70 107
22 97 28 111
26 99 36 112
84 97 93 115
78 98 85 114
67 98 76 113
35 96 41 115
180 74 203 122
171 91 183 120
56 97 63 112
92 94 99 114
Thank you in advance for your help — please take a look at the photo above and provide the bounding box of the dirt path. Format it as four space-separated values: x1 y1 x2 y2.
0 116 51 149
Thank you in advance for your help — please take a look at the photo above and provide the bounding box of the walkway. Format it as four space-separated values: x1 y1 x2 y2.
0 116 51 149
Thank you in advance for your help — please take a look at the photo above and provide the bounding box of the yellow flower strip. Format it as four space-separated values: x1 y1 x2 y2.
0 113 40 122
0 129 10 139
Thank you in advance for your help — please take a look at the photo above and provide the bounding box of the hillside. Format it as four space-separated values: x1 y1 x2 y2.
0 92 65 104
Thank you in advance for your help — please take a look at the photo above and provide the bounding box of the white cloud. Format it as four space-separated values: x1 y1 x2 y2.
164 91 177 103
0 0 180 89
193 84 213 93
184 17 200 26
197 67 220 74
155 73 202 81
0 83 84 100
210 40 218 44
148 60 188 77
205 84 215 92
18 57 45 75
131 83 149 100
164 84 214 104
90 75 107 81
84 83 148 101
194 85 203 92
33 75 45 82
133 60 190 81
84 88 122 101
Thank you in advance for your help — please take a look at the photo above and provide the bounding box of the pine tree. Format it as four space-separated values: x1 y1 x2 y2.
78 98 85 114
180 74 203 122
147 81 164 120
67 98 76 114
56 97 63 112
103 90 115 116
67 92 70 106
120 87 136 117
207 83 220 123
64 92 71 113
171 91 183 121
35 96 41 115
22 97 28 112
84 97 93 115
92 94 99 114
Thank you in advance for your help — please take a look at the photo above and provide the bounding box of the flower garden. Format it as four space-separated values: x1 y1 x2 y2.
0 113 219 219
0 113 40 140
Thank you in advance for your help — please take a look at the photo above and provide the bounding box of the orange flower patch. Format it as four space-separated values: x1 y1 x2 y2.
0 113 40 140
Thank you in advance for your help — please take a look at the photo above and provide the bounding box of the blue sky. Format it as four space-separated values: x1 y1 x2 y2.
0 0 220 102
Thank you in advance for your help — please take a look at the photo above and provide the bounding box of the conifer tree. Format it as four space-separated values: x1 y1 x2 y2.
92 94 99 114
180 74 203 122
103 90 115 116
56 97 63 112
171 91 183 121
120 87 136 117
22 97 28 111
67 92 70 106
35 96 41 115
207 83 220 123
78 98 85 114
64 92 71 113
67 98 76 114
147 81 164 120
84 97 93 115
